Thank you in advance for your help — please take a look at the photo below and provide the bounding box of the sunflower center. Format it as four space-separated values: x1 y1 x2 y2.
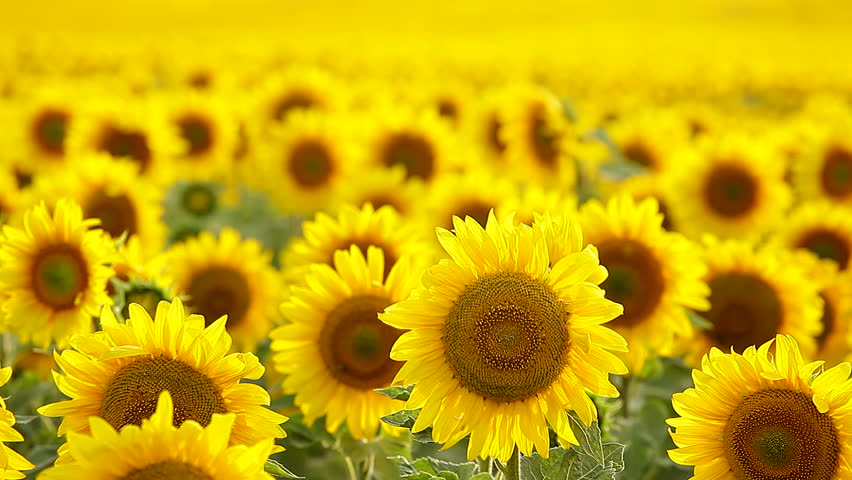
821 147 852 198
32 109 69 155
121 286 167 319
84 190 138 238
181 184 218 217
723 389 839 480
177 114 214 157
444 272 568 402
382 133 436 181
704 164 758 218
622 142 655 169
288 140 334 188
31 245 89 310
529 106 558 167
488 115 507 154
99 126 152 172
100 355 228 430
318 294 403 390
437 100 458 122
795 229 850 269
817 292 834 348
121 460 212 480
186 266 251 327
273 91 315 121
705 273 782 352
598 240 665 328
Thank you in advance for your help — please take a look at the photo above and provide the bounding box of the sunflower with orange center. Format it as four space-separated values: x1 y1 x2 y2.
271 246 419 439
580 195 710 372
668 134 792 240
38 298 287 460
165 228 281 352
381 211 627 461
0 199 116 348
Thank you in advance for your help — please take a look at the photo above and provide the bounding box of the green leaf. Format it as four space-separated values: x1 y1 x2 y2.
686 310 713 330
389 456 481 480
375 385 414 401
264 458 303 478
381 409 421 428
520 413 625 480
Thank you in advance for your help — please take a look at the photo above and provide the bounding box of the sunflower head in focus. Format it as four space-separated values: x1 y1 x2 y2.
669 134 792 240
381 211 627 461
669 334 852 480
272 245 419 439
38 298 287 454
166 228 281 352
0 367 35 479
580 195 710 371
40 391 275 480
0 198 116 348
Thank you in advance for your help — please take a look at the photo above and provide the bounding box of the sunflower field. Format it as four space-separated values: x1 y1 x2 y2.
1 1 852 479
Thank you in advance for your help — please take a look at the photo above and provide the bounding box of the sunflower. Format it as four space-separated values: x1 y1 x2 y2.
282 203 434 285
25 154 166 256
792 131 852 206
38 298 287 455
685 237 823 364
380 211 627 461
668 334 852 480
252 110 358 215
365 106 457 184
0 199 116 348
422 169 519 231
606 107 689 175
165 228 281 352
608 174 678 231
472 86 513 164
770 201 852 271
496 183 578 227
580 195 710 372
40 391 275 480
668 134 792 240
10 82 77 168
0 166 21 224
332 165 424 218
271 246 418 439
0 367 35 479
253 66 346 129
410 79 476 133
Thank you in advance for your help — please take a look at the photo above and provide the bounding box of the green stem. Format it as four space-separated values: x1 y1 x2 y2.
341 454 359 480
505 447 520 480
476 457 493 475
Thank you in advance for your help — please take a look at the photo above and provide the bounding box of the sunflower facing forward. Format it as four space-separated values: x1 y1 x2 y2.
0 199 116 348
38 298 287 457
271 246 418 440
669 334 852 480
380 211 627 461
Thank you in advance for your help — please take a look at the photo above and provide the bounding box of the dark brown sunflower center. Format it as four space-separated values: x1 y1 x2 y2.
181 184 218 217
488 115 507 155
31 245 89 310
817 292 835 348
448 200 493 229
318 294 402 390
723 389 839 480
32 109 69 156
273 91 315 121
381 133 435 181
706 273 782 352
100 355 228 430
437 99 458 122
444 272 568 402
98 126 152 172
622 141 655 169
796 229 851 269
288 140 334 188
821 147 852 198
704 164 758 218
122 286 167 320
186 266 251 327
326 239 397 280
529 105 559 167
598 240 665 328
122 460 213 480
177 114 214 157
84 190 137 238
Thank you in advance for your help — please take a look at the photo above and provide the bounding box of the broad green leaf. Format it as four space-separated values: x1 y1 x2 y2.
375 385 414 401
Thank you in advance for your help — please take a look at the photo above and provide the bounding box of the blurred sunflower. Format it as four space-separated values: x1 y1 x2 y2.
606 107 689 174
0 199 115 348
669 135 792 240
272 246 418 439
11 83 77 168
166 228 281 352
0 367 35 479
686 237 823 363
110 236 174 320
254 66 346 127
0 166 20 224
38 299 287 455
253 110 358 215
422 169 519 230
497 183 578 227
580 195 710 372
771 201 852 271
793 133 852 205
40 391 275 480
473 86 511 163
381 212 627 461
282 203 434 284
610 174 677 231
332 165 424 217
669 335 852 480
